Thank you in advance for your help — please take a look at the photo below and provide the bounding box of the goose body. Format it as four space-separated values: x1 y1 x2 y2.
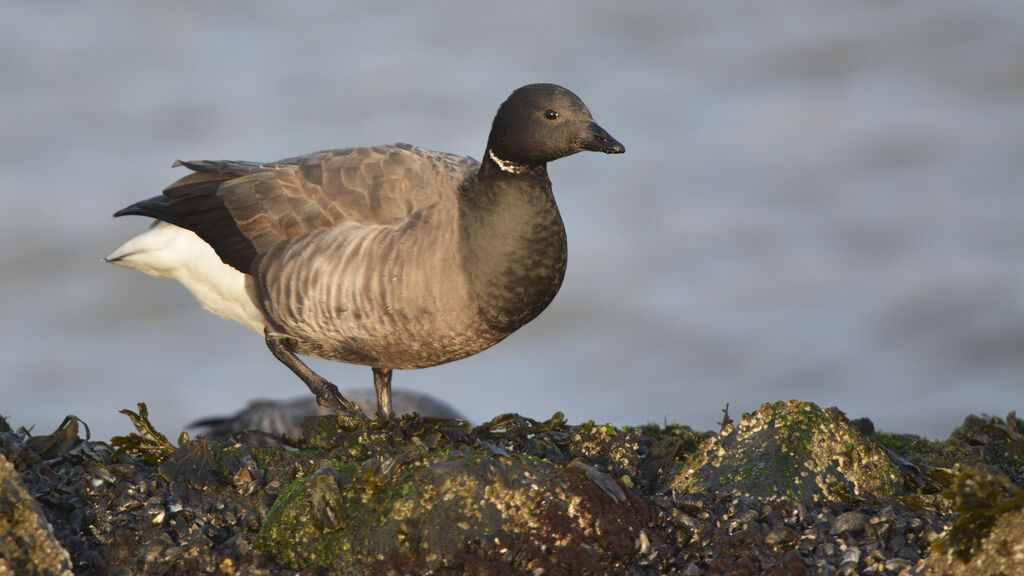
107 84 624 420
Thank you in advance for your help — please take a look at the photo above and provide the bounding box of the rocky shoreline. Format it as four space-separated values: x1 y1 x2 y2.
1 400 1021 575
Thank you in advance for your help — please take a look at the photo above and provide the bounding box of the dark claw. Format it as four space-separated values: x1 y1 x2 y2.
316 386 369 426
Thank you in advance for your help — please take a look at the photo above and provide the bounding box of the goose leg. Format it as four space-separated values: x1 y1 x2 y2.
265 333 367 424
372 367 393 418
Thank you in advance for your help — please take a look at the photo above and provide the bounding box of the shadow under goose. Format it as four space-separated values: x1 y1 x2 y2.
191 389 465 443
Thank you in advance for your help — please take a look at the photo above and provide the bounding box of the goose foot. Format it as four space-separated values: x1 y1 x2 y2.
265 332 369 426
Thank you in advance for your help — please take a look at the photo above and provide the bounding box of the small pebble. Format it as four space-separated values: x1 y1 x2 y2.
895 546 920 562
636 530 651 555
764 526 797 547
681 562 704 576
832 510 869 535
884 558 913 571
841 546 861 563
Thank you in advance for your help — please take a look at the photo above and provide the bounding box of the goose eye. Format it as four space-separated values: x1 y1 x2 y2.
544 109 558 120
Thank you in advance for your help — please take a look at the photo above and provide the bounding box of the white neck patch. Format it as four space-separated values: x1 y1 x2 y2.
488 148 527 174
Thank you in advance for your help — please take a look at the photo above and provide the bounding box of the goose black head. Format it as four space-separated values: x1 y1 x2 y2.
486 83 624 170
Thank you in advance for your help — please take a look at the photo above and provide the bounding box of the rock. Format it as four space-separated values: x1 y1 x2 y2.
0 452 74 576
256 450 652 574
671 400 903 505
1 404 1021 574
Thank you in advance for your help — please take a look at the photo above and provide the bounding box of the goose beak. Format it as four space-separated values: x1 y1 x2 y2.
580 122 625 154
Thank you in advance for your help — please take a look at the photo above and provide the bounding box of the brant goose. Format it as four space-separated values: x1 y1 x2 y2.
107 83 624 422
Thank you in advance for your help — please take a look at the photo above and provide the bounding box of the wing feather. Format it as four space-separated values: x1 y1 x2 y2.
113 144 478 274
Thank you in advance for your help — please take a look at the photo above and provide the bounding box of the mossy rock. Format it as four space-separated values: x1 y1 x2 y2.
0 452 75 576
16 401 1021 574
672 400 902 505
257 449 652 574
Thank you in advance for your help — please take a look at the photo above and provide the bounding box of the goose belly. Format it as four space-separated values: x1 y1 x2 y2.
257 224 501 369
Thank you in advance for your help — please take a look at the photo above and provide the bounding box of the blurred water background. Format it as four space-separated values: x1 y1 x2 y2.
2 1 1021 440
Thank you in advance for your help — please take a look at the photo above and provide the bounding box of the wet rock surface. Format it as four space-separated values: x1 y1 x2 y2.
672 400 902 505
1 400 1021 575
0 445 74 575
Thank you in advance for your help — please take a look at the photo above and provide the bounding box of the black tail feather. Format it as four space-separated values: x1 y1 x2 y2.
112 165 259 273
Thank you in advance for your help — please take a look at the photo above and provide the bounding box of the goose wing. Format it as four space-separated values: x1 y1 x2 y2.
115 144 478 273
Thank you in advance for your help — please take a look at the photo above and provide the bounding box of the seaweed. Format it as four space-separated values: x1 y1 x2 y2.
109 403 176 464
932 465 1024 562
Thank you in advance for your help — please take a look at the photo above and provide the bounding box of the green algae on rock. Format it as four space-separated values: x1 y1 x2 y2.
4 402 1023 574
672 400 903 505
256 414 655 575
